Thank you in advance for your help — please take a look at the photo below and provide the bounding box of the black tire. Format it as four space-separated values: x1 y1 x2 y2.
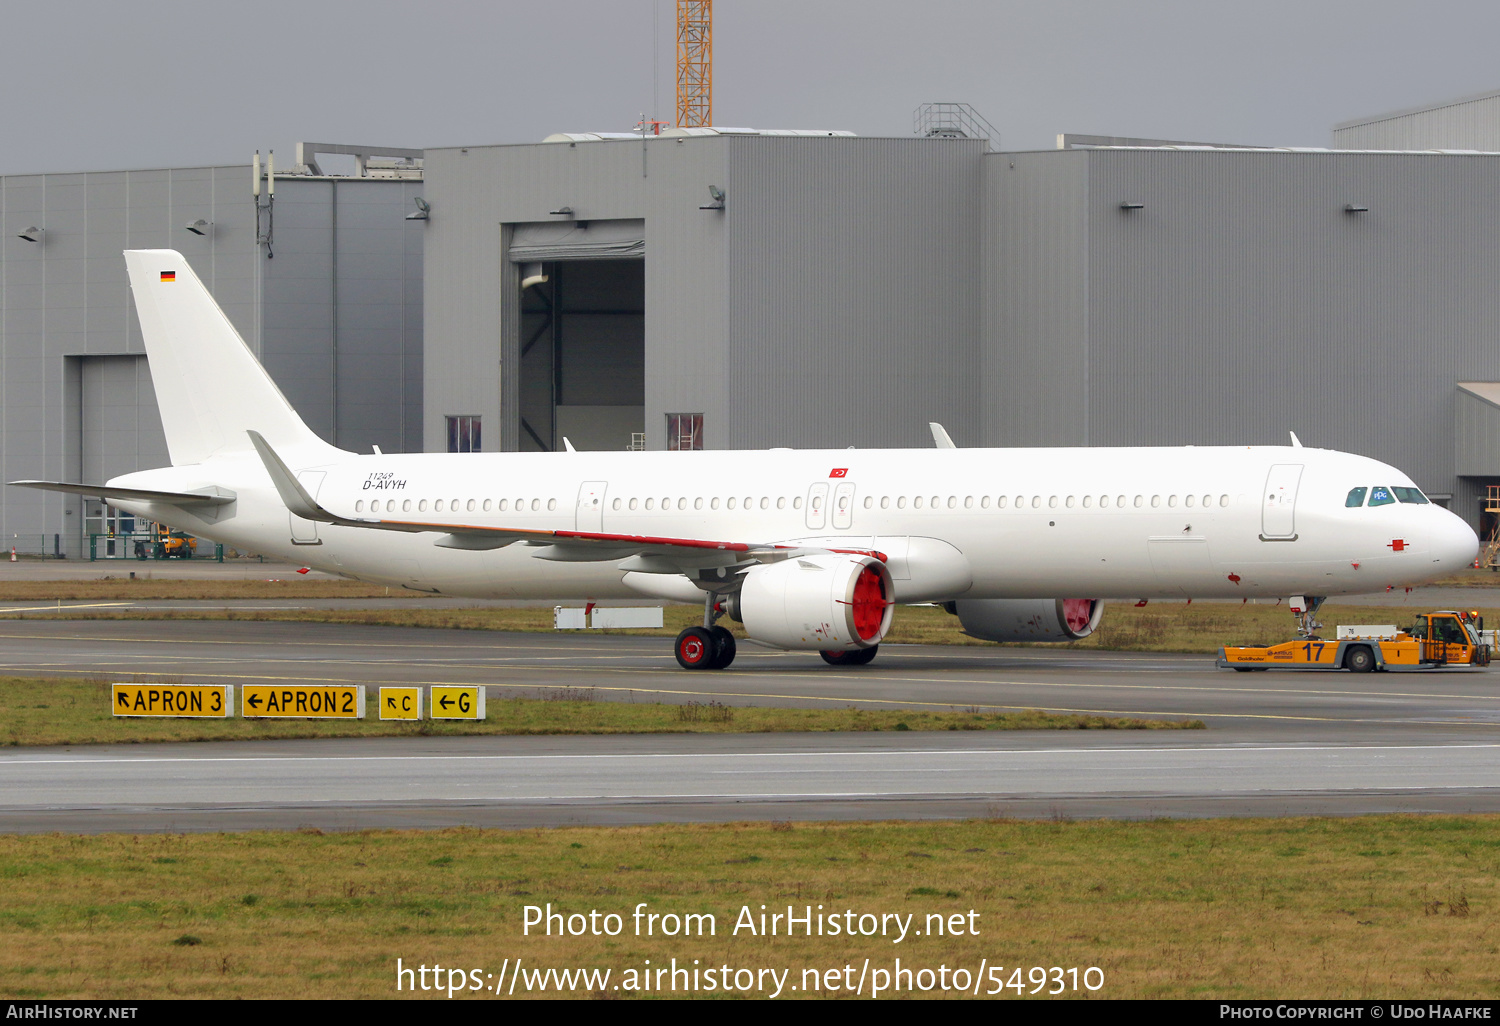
674 626 716 670
1344 645 1376 673
820 645 878 667
708 626 737 669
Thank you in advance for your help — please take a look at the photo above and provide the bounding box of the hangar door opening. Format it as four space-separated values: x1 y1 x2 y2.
65 354 171 557
511 220 644 452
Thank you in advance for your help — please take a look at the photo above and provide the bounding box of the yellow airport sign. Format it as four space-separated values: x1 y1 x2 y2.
430 685 486 720
113 683 233 718
241 685 365 719
379 686 424 720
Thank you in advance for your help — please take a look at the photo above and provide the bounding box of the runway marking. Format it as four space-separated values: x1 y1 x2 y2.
2 792 1500 816
0 603 134 613
7 742 1499 766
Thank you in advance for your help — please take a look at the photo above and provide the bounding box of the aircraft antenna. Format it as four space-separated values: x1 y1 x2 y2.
676 1 712 128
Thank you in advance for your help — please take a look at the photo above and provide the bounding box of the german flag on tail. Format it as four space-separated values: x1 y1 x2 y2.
160 271 176 283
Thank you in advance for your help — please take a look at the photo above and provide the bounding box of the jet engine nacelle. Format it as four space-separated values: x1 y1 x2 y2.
951 598 1103 643
736 554 894 651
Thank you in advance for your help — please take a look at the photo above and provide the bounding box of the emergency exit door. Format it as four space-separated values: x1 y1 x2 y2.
1261 464 1303 540
576 481 607 532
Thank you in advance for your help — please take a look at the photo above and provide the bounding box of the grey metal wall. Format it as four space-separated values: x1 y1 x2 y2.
0 164 423 554
262 178 425 456
422 135 984 453
724 137 984 448
1334 90 1500 151
983 147 1500 527
982 150 1090 446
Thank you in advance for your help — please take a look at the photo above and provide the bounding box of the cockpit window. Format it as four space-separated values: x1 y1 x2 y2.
1368 486 1396 507
1345 487 1368 507
1392 486 1429 504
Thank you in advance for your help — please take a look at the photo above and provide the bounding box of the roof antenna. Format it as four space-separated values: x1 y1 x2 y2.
1289 431 1303 448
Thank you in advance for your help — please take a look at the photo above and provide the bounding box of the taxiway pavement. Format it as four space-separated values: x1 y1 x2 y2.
1 619 1498 831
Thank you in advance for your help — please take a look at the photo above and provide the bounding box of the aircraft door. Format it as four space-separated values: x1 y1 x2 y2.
577 481 607 532
805 483 829 530
1261 464 1304 540
289 471 326 545
832 482 856 529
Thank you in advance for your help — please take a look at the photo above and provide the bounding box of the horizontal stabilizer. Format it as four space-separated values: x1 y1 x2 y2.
7 480 236 506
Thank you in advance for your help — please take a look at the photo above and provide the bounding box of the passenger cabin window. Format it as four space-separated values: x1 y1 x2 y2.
1392 487 1429 504
1345 487 1368 507
1368 486 1396 507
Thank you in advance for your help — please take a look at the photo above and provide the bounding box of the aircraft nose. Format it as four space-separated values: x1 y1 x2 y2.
1429 509 1479 572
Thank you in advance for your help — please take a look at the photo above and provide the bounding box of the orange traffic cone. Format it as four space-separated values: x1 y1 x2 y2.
9 547 15 562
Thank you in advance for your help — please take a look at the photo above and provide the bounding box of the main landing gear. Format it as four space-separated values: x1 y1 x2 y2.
674 624 737 670
674 593 738 670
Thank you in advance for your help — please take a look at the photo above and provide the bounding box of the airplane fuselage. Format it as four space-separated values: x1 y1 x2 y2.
110 442 1477 602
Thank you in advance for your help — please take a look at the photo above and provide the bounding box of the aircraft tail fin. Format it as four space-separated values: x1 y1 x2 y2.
124 250 340 466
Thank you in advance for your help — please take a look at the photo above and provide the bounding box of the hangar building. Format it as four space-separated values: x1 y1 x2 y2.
422 121 1500 532
8 90 1500 558
0 144 425 556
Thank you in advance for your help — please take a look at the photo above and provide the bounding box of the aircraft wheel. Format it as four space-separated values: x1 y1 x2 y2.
708 626 737 669
1344 645 1376 673
675 626 716 670
820 645 878 667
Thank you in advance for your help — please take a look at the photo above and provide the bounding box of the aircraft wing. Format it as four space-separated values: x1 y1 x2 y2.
247 431 881 571
7 480 237 507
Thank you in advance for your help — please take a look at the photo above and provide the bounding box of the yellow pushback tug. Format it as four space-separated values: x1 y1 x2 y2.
1218 609 1491 673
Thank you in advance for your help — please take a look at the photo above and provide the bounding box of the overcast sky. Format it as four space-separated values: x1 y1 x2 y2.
4 0 1500 175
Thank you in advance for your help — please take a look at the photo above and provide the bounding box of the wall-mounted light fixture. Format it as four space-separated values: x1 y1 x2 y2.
405 197 430 221
548 205 575 217
17 226 44 242
184 219 212 236
520 262 548 289
1343 203 1369 214
1119 202 1144 211
700 185 726 211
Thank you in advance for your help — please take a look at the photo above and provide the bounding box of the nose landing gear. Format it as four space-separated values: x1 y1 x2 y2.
1291 595 1326 639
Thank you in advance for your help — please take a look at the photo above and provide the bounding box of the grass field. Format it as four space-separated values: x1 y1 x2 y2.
0 816 1494 999
0 678 1202 747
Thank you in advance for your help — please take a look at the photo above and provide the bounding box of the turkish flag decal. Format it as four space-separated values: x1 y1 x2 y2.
1388 539 1406 552
829 468 848 478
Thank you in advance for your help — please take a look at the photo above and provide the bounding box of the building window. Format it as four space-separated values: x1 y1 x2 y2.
447 415 481 453
667 413 704 451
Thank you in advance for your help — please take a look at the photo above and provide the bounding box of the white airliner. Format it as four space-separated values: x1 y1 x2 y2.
10 251 1480 670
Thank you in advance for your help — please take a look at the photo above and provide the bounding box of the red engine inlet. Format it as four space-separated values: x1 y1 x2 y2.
1062 598 1095 635
850 563 888 641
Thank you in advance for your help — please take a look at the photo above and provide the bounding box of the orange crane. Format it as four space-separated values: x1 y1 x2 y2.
677 1 712 128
